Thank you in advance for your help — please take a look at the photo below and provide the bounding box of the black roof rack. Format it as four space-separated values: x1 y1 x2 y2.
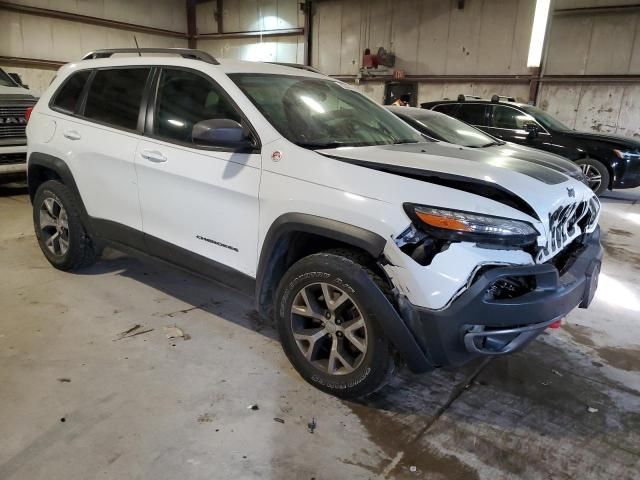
81 48 220 65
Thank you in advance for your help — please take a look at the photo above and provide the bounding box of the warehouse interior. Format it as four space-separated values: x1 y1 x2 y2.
1 0 640 479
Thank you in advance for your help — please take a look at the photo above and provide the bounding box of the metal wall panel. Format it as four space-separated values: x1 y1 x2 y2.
538 82 640 139
198 36 301 63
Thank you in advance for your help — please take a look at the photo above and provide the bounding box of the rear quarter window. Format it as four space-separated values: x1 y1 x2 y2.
51 70 91 114
83 68 150 131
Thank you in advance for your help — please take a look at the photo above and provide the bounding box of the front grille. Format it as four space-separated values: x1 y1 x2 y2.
0 153 26 165
537 198 599 262
0 103 35 139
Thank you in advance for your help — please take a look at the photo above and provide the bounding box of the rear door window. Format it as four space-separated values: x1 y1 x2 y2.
51 70 91 114
83 68 150 131
456 104 487 126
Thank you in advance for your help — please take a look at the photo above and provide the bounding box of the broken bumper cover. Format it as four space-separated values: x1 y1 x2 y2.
397 227 603 371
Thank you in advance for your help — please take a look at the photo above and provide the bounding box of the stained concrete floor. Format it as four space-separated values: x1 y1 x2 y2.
1 181 639 480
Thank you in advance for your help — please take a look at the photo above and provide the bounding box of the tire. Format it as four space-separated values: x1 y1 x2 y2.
576 158 610 196
33 180 98 271
275 249 395 399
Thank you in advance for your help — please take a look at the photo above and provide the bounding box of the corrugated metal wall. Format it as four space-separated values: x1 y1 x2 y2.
539 3 640 138
311 0 640 139
0 0 187 94
196 0 305 63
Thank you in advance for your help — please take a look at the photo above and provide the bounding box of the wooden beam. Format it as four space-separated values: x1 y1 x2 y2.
196 27 304 40
186 0 198 49
554 4 640 16
0 1 188 38
0 55 65 70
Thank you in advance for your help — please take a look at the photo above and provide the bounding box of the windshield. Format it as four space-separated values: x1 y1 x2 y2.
403 111 498 148
0 68 18 88
230 74 423 148
521 105 571 132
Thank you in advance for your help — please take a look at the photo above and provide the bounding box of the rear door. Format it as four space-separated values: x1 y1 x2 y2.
51 67 151 243
135 67 261 276
454 103 489 132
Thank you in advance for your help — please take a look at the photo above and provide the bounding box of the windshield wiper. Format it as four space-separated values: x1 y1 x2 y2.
297 141 350 150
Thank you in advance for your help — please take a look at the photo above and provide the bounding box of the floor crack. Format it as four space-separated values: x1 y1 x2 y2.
410 357 493 443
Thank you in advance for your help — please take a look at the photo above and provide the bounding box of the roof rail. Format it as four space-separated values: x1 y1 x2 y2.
491 94 516 103
81 48 220 65
457 94 484 102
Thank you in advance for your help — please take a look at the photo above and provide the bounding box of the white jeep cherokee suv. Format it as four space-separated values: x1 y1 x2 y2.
27 48 603 398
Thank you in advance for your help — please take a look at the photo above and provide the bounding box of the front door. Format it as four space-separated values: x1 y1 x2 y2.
135 68 261 276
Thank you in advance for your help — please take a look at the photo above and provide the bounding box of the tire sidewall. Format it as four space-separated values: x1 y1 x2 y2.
275 254 392 398
33 181 84 270
577 158 610 196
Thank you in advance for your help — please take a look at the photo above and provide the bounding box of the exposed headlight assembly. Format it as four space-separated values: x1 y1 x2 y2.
404 204 539 246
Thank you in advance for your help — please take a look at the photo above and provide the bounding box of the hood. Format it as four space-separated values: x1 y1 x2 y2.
568 130 640 149
0 84 35 99
317 142 594 222
483 142 586 182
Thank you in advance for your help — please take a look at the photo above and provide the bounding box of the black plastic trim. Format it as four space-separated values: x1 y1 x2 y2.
90 218 255 296
399 227 603 368
255 213 387 314
27 152 92 230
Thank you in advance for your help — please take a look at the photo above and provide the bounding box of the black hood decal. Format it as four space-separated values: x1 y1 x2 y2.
321 154 540 220
379 143 568 185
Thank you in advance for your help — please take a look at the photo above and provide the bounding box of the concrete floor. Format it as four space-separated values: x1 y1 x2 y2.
1 182 639 480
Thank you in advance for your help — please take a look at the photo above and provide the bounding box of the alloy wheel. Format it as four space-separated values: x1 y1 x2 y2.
580 164 602 192
39 197 69 256
290 282 368 375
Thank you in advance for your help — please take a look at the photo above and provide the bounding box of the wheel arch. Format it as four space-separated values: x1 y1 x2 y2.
28 152 92 228
576 154 614 190
256 213 387 319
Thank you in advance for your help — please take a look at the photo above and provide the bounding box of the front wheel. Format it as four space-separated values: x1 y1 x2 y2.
275 250 395 399
33 180 98 271
576 158 610 196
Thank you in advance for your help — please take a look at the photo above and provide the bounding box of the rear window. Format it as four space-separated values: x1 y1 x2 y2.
51 70 91 113
457 104 487 126
83 68 150 130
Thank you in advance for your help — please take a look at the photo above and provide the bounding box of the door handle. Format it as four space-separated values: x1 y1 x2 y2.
63 130 81 141
141 150 167 163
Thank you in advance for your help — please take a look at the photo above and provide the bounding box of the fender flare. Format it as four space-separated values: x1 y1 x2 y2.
256 213 387 298
255 212 432 373
28 152 92 229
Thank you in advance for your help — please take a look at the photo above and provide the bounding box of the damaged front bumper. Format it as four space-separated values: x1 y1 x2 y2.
395 227 603 371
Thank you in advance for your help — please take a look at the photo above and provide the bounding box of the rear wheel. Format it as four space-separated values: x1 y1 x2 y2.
33 180 98 271
576 158 609 196
275 250 395 398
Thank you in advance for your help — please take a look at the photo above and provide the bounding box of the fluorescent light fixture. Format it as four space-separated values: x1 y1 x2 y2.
527 0 551 68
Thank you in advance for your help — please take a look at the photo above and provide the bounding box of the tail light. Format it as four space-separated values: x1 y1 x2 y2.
25 106 34 123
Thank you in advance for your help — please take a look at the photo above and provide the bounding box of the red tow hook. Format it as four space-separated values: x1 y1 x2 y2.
548 318 563 329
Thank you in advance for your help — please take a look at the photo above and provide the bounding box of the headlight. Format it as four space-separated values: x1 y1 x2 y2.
404 204 539 246
613 149 640 161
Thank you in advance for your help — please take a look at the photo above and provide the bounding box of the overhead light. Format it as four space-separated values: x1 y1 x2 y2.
527 0 551 68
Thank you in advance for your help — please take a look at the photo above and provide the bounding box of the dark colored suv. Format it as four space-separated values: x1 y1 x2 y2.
421 97 640 196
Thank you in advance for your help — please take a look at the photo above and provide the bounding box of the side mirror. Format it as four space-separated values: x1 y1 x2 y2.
192 119 253 150
523 122 540 138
